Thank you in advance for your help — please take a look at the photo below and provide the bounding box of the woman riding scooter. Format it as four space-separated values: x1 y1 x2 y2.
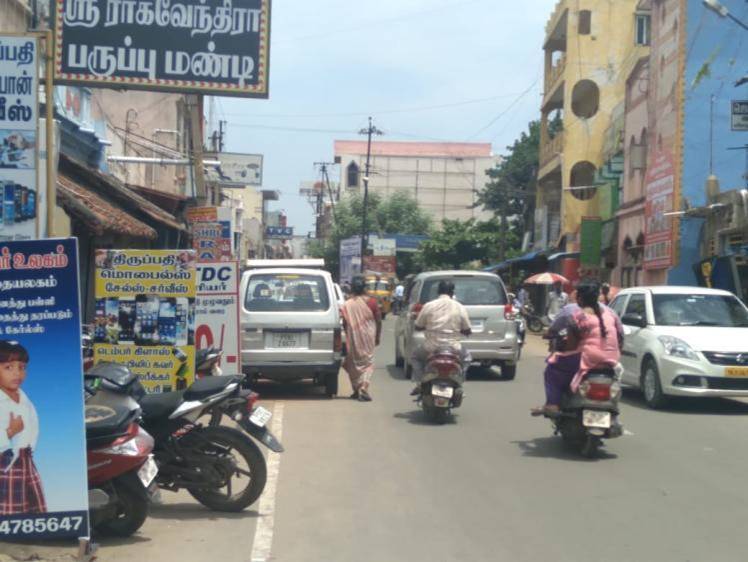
531 279 623 417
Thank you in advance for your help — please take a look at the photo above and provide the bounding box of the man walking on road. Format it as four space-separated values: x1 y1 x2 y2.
409 281 472 395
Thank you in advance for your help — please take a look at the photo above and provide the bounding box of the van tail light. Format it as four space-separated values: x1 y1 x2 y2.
504 303 514 320
334 328 342 353
578 381 611 401
411 303 424 318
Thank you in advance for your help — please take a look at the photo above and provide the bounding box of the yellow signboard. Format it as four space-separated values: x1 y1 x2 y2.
93 250 197 393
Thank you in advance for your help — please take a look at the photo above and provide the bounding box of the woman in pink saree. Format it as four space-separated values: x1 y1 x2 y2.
340 276 382 401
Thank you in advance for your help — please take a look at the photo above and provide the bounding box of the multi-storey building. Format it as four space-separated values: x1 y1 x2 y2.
334 141 500 223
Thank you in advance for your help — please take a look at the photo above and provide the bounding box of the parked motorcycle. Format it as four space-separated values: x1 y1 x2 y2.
85 363 283 511
522 303 549 334
543 367 624 458
85 402 157 537
417 347 465 424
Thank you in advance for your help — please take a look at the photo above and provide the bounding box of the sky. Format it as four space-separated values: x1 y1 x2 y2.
216 0 559 235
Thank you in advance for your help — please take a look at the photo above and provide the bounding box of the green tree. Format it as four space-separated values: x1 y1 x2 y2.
478 120 540 261
309 191 432 278
419 218 519 270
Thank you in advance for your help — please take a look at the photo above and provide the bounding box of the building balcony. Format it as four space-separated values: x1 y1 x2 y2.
544 1 568 49
540 130 564 170
544 55 566 103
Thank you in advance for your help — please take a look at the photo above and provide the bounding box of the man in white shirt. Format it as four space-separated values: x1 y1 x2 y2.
546 281 569 322
0 341 46 515
410 281 472 394
393 283 405 313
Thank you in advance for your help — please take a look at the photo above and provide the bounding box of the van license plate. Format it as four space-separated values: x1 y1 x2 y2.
268 332 306 349
582 410 611 429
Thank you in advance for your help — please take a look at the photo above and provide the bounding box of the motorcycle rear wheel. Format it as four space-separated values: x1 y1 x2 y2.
186 426 268 512
580 435 600 459
95 482 148 537
423 403 449 424
527 317 544 333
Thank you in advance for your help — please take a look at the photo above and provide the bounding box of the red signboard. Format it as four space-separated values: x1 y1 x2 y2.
363 256 396 275
644 151 676 270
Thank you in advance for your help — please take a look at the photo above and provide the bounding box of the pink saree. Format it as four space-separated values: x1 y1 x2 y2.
341 297 377 390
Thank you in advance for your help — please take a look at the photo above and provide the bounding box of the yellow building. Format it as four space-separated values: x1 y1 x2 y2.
537 0 649 267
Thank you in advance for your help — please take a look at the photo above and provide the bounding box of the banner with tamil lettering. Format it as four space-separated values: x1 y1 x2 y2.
54 0 271 97
195 261 240 374
0 36 39 242
0 239 89 539
93 249 196 393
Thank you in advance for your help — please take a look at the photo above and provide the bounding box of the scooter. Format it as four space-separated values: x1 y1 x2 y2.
417 347 465 424
85 402 157 537
85 362 283 512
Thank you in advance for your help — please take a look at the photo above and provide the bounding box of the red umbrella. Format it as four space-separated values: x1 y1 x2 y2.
523 272 569 285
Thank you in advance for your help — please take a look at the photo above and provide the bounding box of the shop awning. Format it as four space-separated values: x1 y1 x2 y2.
483 250 546 271
548 251 580 261
57 174 157 239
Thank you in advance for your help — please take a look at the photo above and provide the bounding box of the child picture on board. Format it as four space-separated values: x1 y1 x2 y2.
0 340 46 515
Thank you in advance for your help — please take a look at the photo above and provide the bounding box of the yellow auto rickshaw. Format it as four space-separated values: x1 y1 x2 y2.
365 275 394 318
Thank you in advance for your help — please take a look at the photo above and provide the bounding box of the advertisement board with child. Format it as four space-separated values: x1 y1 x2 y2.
0 238 88 538
93 250 197 393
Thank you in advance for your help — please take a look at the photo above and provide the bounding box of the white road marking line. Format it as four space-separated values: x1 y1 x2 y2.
250 402 285 562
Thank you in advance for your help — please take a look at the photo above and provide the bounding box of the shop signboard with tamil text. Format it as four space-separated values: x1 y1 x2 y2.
644 151 676 270
195 261 240 373
93 250 197 393
0 36 39 242
187 206 233 261
54 0 271 98
0 239 89 539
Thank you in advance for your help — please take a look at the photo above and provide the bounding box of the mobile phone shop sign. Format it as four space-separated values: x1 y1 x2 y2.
54 0 271 97
0 239 89 539
93 250 197 393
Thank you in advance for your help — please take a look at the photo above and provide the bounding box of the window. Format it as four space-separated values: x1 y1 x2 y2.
420 277 507 306
610 295 628 317
578 10 591 35
652 294 748 327
636 14 650 45
245 273 330 312
571 79 600 119
623 293 647 321
570 161 597 200
346 162 360 188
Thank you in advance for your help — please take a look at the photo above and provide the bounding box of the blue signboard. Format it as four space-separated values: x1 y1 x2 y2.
265 226 293 238
0 239 88 538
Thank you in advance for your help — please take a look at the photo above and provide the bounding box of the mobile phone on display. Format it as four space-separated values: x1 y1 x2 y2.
158 298 177 346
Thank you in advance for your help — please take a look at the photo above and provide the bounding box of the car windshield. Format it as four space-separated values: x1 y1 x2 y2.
245 273 330 312
420 277 507 305
652 293 748 327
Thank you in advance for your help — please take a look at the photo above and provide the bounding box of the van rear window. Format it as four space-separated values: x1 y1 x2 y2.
245 274 330 312
420 277 506 306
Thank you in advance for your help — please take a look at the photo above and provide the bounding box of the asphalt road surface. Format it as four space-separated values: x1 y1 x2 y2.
91 317 748 561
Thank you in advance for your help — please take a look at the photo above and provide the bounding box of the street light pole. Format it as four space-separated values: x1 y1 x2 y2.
703 0 748 31
358 117 383 269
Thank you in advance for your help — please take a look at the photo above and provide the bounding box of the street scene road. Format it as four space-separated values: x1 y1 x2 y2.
92 317 748 562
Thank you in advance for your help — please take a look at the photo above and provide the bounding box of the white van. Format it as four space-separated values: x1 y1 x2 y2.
240 267 342 396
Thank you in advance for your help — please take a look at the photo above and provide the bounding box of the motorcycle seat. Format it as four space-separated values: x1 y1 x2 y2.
86 405 134 445
141 391 185 420
184 375 242 401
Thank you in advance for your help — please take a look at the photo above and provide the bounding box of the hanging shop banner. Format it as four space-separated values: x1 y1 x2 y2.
54 0 271 97
644 151 675 270
0 238 89 538
187 206 233 261
93 250 197 393
368 236 396 257
265 226 292 239
205 152 263 187
195 261 240 373
0 36 39 242
363 256 396 276
580 217 602 267
339 236 361 285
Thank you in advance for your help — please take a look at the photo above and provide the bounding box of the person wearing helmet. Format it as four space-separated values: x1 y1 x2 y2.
531 279 623 416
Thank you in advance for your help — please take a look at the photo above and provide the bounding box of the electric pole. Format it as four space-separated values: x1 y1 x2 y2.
314 161 338 225
358 117 383 263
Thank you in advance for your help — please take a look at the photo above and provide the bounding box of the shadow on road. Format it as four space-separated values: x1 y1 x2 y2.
385 364 510 382
247 380 343 401
512 436 618 462
386 364 407 381
393 409 458 426
622 389 748 416
148 502 260 522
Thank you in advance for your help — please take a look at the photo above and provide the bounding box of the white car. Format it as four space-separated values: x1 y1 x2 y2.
609 286 748 408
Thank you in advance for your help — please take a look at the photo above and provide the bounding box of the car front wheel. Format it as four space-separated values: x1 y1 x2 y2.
641 359 668 409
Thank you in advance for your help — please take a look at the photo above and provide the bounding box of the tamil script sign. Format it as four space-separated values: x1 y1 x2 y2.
0 36 39 241
265 226 292 238
339 236 360 285
205 152 262 187
195 261 240 373
54 0 271 97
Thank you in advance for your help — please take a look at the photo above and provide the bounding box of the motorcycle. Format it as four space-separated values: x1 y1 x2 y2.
521 302 549 334
540 331 624 458
85 363 283 512
85 402 158 537
417 347 465 424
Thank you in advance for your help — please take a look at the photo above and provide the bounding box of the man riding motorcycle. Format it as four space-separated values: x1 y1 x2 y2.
410 281 472 395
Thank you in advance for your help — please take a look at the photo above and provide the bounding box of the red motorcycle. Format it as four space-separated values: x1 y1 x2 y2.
417 348 465 424
86 403 158 537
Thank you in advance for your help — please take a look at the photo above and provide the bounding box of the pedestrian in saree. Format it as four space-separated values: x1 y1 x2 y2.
340 276 382 401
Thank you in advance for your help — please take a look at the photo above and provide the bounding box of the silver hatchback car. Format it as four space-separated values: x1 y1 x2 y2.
395 271 521 380
240 268 342 396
